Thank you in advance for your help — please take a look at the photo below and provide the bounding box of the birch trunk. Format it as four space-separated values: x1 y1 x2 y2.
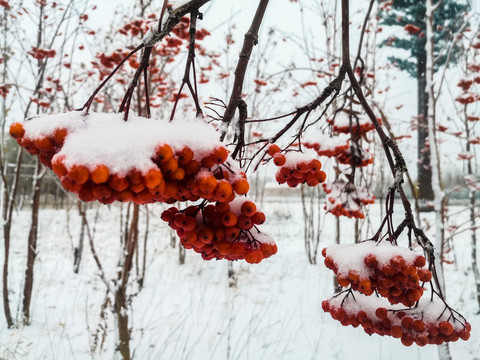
425 1 451 359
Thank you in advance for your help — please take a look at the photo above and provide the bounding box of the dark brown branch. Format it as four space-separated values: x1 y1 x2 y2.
220 0 270 140
81 44 145 114
170 10 203 121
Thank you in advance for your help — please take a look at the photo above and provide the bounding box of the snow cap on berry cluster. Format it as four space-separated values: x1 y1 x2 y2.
324 241 426 279
22 111 223 175
302 132 350 157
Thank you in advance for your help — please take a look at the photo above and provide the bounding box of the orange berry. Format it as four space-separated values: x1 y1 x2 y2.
21 138 39 155
412 320 425 333
214 227 226 241
418 268 432 282
161 157 179 174
35 137 54 153
68 164 90 185
222 211 238 227
214 180 233 201
9 122 25 139
273 153 286 166
296 161 308 172
382 277 395 288
184 160 200 175
61 176 83 193
144 168 163 189
333 308 346 322
337 274 350 287
315 170 327 183
154 144 173 162
402 265 417 276
53 128 68 146
364 254 377 268
382 264 396 276
133 189 153 204
390 255 405 269
391 325 403 338
198 227 214 244
438 321 454 336
91 164 110 184
233 178 249 194
92 184 112 200
241 200 257 216
130 182 146 193
176 146 194 166
401 335 414 346
212 146 229 164
52 156 67 177
170 167 185 181
225 226 240 240
237 215 253 230
406 288 421 303
215 241 232 255
245 249 263 264
309 159 322 171
230 242 246 256
78 186 95 202
260 243 275 258
414 334 429 346
348 270 360 284
359 278 372 292
127 169 143 184
375 307 388 320
198 172 217 194
215 202 230 213
251 211 266 225
267 144 281 156
183 231 198 244
109 174 129 192
115 189 133 202
414 255 426 267
201 156 216 168
162 182 178 198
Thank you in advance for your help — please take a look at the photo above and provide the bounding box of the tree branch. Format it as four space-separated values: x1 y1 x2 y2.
220 0 270 140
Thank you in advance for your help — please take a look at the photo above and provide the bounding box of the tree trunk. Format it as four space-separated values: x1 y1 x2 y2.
73 201 86 274
2 148 23 327
464 105 480 310
417 54 434 201
425 2 451 359
22 160 43 324
115 204 139 360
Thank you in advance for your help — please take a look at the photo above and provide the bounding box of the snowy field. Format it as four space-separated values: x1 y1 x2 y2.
1 196 479 360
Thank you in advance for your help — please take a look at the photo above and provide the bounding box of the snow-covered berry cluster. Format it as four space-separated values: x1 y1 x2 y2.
322 181 375 219
322 292 471 346
267 145 326 188
302 133 350 158
10 111 249 205
327 111 380 135
321 241 471 346
322 242 431 306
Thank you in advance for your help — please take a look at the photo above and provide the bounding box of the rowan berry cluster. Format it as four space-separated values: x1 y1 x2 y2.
302 133 350 158
322 242 431 306
267 145 326 187
322 291 471 346
328 111 380 135
161 197 277 263
336 145 374 167
9 112 249 205
322 181 375 219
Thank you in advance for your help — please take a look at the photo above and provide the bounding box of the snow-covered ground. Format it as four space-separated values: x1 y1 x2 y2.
1 196 479 359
